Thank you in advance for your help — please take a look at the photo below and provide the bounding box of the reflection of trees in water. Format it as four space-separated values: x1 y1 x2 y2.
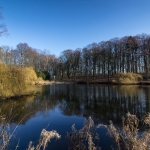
144 86 150 113
0 85 150 125
0 86 60 124
56 85 149 124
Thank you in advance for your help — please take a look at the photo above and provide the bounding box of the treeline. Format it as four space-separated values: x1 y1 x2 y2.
0 43 55 80
0 33 150 80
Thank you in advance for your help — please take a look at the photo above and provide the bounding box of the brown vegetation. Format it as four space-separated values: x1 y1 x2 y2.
98 112 150 150
1 108 150 150
67 111 150 150
112 72 143 84
27 129 61 150
66 117 99 150
0 104 61 150
0 61 37 99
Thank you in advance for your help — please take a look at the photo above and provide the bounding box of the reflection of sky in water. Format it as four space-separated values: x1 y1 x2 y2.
3 84 150 149
13 107 84 150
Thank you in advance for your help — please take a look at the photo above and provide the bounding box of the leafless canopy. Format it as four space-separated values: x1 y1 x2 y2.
0 5 8 36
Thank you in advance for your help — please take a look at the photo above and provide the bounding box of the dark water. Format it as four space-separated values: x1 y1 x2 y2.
0 84 150 150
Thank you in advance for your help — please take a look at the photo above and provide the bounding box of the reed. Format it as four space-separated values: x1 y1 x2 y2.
27 129 61 150
98 111 150 150
1 110 150 149
0 103 61 150
66 117 100 150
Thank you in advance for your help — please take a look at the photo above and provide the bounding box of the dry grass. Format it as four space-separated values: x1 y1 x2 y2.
0 117 11 150
66 117 100 150
98 111 150 150
0 61 38 99
0 103 61 150
142 112 150 127
1 109 150 150
0 118 61 150
27 129 61 150
112 72 143 84
0 104 19 150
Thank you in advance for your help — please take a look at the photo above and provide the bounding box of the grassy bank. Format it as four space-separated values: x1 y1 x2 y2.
0 61 37 100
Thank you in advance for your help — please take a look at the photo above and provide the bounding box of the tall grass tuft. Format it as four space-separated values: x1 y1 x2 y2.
112 72 143 84
0 61 38 99
98 111 150 150
27 129 61 150
0 112 12 150
0 103 61 150
66 117 100 150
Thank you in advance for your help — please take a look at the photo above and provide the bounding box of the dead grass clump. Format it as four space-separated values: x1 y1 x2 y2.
97 112 150 150
27 129 61 150
66 117 100 150
142 112 150 127
113 72 143 84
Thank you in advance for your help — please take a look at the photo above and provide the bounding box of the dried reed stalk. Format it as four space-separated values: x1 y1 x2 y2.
142 112 150 127
66 117 100 150
97 112 150 150
27 129 61 150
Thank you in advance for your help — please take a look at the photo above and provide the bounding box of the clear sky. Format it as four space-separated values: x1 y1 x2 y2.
0 0 150 56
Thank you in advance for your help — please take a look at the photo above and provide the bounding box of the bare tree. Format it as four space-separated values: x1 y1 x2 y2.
0 5 7 36
0 46 12 64
16 43 30 67
61 49 73 79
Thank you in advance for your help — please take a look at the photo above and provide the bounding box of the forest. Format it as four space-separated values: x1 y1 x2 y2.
0 33 150 80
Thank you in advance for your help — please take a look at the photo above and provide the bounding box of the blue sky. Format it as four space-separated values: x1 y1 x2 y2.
0 0 150 56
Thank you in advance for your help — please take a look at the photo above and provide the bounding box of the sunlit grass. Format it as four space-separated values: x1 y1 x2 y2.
112 72 143 84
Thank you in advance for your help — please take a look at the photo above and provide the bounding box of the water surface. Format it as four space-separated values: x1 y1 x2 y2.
0 84 150 150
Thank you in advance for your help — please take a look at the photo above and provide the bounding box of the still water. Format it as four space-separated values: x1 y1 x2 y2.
0 84 150 149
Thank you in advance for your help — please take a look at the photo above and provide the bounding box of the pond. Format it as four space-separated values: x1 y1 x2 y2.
0 84 150 150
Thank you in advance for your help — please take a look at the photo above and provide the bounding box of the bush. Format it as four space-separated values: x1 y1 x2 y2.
35 71 50 80
35 71 46 80
113 72 143 84
0 61 37 99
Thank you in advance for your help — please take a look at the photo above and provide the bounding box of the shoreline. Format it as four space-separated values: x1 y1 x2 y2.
0 80 70 100
34 80 150 85
1 80 150 100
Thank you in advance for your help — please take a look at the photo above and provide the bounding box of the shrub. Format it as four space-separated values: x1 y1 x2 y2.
42 71 50 80
35 71 50 80
0 61 37 99
113 72 142 84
